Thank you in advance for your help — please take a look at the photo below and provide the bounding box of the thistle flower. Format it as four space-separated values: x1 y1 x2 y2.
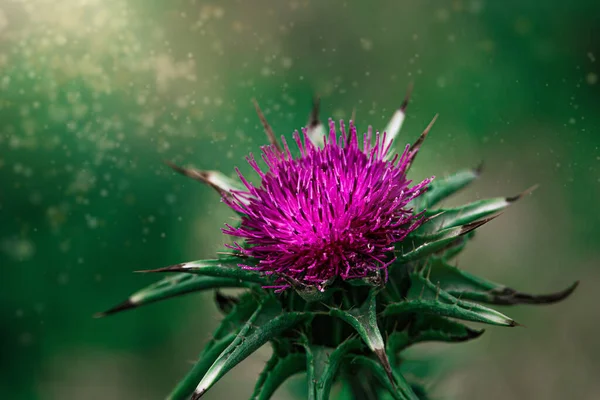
98 88 577 400
223 117 432 291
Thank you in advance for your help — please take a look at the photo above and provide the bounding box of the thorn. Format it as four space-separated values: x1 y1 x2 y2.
351 107 356 122
400 82 414 112
163 159 182 172
506 184 540 203
466 329 486 340
422 211 445 225
191 391 204 400
252 99 282 151
409 114 438 158
419 281 426 300
309 96 321 127
493 280 579 305
474 161 485 176
459 214 500 235
164 160 208 182
425 264 432 280
134 263 185 273
163 161 229 197
94 299 136 318
374 348 396 388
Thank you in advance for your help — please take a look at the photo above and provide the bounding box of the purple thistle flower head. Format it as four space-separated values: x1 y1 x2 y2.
223 117 433 291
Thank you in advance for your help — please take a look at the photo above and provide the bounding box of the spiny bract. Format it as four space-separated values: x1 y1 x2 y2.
98 88 578 400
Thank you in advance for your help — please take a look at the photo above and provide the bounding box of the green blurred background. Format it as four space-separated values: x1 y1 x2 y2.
1 0 598 399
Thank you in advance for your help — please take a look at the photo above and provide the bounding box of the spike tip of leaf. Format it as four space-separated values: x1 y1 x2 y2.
93 299 134 318
253 99 282 152
506 184 540 203
491 280 579 306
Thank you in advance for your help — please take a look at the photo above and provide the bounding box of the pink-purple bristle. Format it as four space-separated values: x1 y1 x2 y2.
222 120 433 289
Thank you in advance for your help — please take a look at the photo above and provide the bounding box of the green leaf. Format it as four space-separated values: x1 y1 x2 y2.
416 168 480 211
423 258 579 306
95 273 254 317
409 314 484 343
460 281 580 306
330 290 394 384
138 257 269 285
251 352 306 400
384 274 517 327
212 292 261 342
167 293 261 399
347 356 419 400
418 197 512 234
383 298 515 327
398 217 495 262
421 257 496 294
192 296 308 399
305 346 330 400
385 315 482 365
419 185 538 234
437 232 473 260
303 338 363 400
166 333 237 400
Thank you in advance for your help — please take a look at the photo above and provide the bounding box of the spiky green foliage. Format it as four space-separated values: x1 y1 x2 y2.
98 94 577 400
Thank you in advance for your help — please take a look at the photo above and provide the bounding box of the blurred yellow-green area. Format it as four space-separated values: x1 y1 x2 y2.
1 0 598 399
